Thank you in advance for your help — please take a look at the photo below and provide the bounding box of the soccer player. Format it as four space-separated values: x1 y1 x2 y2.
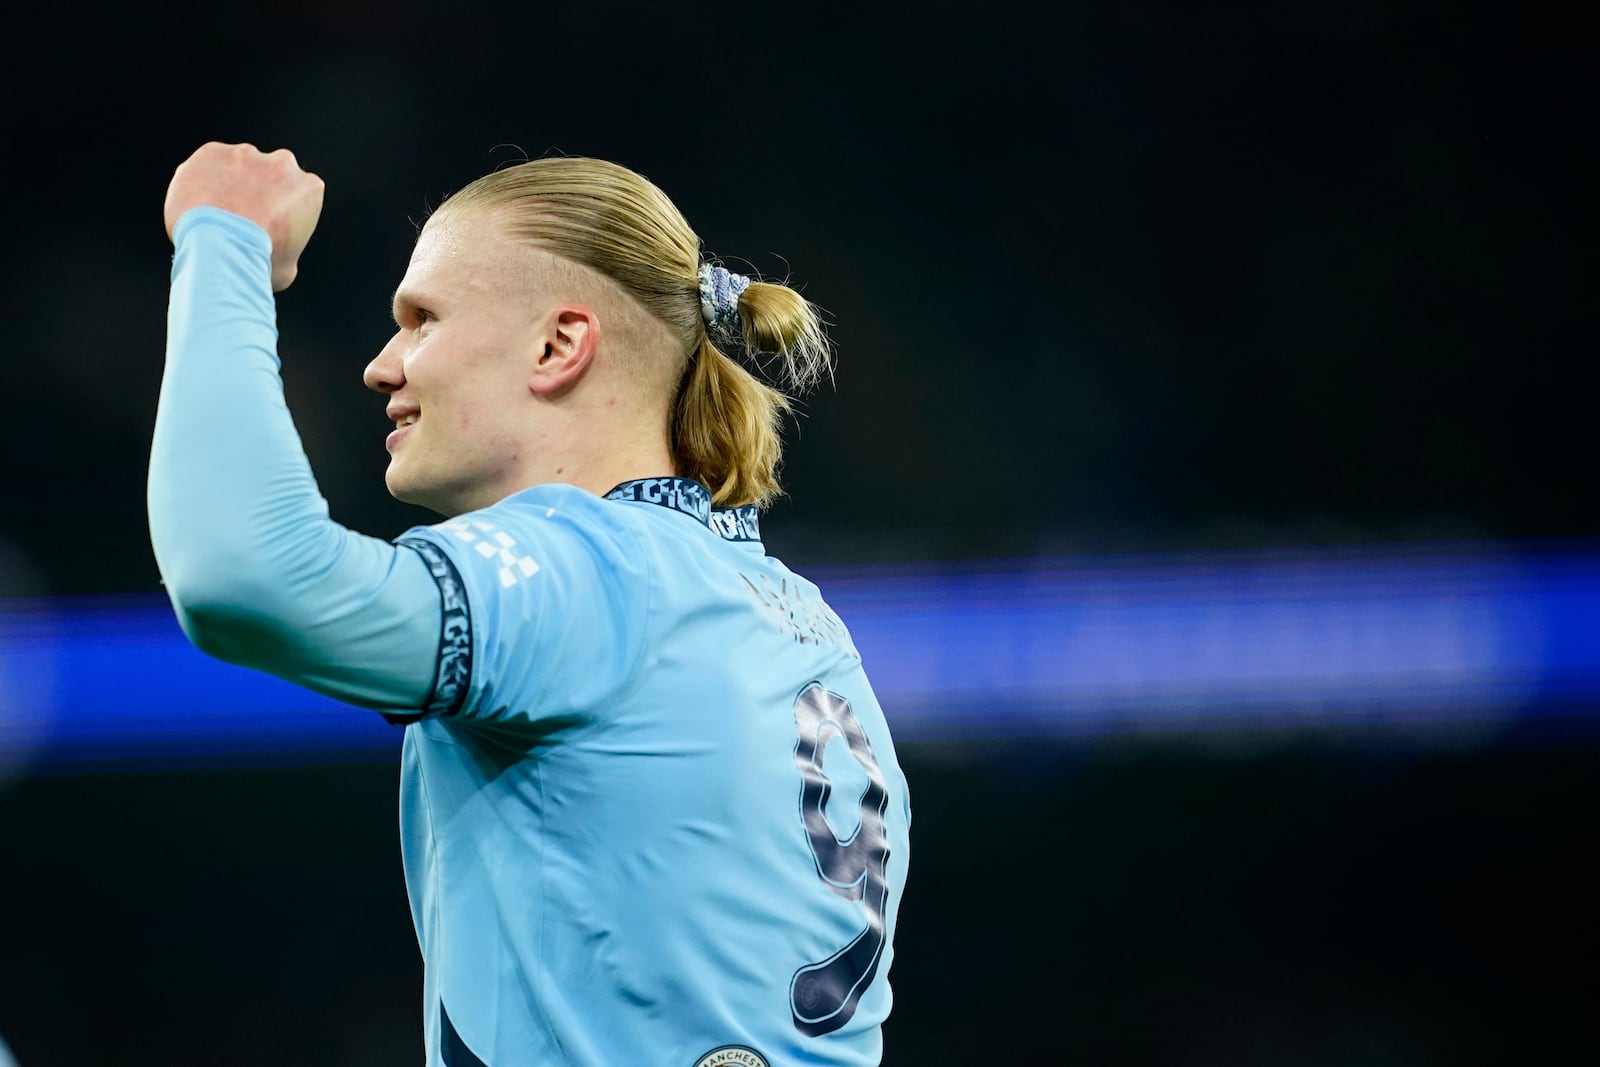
148 142 911 1067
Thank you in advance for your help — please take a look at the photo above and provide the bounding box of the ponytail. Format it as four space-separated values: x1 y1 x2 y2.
674 276 833 508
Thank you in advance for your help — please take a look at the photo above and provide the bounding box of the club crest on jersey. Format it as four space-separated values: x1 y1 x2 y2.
692 1045 770 1067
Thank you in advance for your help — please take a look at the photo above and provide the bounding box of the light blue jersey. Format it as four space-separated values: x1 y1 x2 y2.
394 479 910 1065
149 208 911 1066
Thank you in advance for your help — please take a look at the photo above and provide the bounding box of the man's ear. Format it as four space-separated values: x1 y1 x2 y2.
530 304 600 396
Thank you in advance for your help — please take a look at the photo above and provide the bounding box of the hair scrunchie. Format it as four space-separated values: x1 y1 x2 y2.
698 263 751 333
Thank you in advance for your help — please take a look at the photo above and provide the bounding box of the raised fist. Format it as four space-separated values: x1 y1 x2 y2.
164 142 326 292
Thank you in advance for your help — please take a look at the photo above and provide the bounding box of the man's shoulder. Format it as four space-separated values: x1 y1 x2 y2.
425 485 635 537
396 481 769 587
395 485 646 584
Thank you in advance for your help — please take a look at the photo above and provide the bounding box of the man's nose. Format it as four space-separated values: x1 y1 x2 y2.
363 333 406 394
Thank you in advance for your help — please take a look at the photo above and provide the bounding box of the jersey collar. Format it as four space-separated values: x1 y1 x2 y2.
605 477 712 525
710 505 762 542
604 477 762 542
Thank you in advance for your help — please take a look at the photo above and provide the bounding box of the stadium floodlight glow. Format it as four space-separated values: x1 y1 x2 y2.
2 540 1598 773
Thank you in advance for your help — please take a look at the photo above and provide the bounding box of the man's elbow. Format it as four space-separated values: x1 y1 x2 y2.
162 563 289 667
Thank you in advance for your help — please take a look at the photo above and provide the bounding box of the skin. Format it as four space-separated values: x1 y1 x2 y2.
164 141 679 519
163 141 323 293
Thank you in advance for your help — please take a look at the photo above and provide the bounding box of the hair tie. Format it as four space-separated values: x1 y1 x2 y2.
698 263 751 333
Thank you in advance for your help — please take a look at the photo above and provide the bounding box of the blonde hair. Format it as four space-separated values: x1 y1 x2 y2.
430 156 833 508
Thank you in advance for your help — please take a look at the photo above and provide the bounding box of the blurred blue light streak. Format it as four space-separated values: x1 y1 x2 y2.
2 541 1597 771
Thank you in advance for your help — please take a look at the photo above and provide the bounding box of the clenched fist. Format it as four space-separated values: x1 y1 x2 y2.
164 142 326 292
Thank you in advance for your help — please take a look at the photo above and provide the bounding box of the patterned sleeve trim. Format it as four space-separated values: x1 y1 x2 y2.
396 537 473 717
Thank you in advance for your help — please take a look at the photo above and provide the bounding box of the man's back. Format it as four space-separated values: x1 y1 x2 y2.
395 479 911 1066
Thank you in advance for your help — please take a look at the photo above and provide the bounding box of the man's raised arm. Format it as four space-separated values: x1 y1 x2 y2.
148 141 440 713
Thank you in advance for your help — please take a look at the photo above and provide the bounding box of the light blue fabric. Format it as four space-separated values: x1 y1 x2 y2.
395 478 911 1065
149 207 439 713
151 208 911 1065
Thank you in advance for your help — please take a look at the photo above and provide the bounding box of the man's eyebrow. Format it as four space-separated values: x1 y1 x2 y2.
391 288 419 324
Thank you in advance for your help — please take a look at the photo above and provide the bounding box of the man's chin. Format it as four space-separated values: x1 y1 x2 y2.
385 470 425 508
386 474 455 518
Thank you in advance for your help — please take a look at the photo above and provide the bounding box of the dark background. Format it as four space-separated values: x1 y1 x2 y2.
1 2 1594 1064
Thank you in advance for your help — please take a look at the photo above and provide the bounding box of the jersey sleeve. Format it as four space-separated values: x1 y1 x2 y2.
148 206 440 715
395 489 653 730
